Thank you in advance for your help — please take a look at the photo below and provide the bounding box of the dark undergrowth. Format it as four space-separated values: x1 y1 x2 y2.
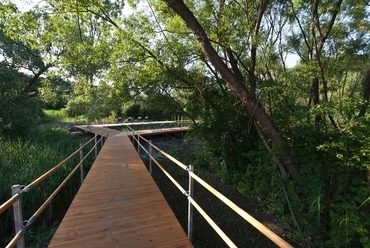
138 135 295 247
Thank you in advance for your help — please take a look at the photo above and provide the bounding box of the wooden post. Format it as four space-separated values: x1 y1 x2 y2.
79 143 84 184
12 185 25 248
187 165 194 241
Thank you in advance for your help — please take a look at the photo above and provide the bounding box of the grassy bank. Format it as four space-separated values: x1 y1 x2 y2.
0 117 95 247
42 109 88 125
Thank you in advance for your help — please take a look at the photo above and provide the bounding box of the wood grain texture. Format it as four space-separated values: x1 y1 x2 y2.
49 127 193 248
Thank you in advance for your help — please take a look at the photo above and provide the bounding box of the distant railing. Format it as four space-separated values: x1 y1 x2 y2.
128 128 293 248
0 128 108 248
123 120 192 132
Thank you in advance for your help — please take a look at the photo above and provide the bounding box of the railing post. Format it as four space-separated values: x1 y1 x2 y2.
137 135 140 154
12 185 25 248
94 135 97 159
79 143 84 184
187 165 194 241
149 140 152 175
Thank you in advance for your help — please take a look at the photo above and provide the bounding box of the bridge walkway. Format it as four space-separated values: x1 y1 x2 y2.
48 126 193 248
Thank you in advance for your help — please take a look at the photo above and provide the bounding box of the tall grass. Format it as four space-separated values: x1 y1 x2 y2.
43 109 69 122
43 109 123 125
0 126 96 247
42 109 89 124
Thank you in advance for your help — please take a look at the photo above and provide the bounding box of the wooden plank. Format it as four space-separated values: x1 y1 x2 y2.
75 124 189 137
48 128 192 248
134 127 189 136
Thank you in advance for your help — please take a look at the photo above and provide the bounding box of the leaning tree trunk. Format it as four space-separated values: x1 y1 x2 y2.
358 68 370 191
23 65 51 94
163 0 298 175
358 68 370 118
312 77 321 123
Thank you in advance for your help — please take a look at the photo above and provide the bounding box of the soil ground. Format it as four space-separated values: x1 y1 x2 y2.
138 134 293 248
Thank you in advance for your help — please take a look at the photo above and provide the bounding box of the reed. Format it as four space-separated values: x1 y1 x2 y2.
43 109 70 122
0 126 95 247
43 109 99 125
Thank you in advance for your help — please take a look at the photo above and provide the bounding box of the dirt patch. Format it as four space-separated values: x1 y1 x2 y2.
139 135 292 247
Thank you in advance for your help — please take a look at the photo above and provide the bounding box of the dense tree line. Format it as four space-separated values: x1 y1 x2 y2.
1 0 370 246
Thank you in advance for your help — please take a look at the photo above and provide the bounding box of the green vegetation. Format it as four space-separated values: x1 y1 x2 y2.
43 109 70 122
42 109 89 125
0 0 370 246
0 125 95 247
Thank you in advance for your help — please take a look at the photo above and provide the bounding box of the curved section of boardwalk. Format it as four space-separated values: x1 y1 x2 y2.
49 127 193 248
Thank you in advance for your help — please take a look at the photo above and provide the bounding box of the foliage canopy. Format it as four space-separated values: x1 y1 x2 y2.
1 0 370 246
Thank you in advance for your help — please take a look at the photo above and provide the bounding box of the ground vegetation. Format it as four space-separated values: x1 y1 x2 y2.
0 0 369 246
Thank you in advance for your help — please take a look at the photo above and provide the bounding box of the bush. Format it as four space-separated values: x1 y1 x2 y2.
0 94 44 136
64 97 90 117
0 65 45 136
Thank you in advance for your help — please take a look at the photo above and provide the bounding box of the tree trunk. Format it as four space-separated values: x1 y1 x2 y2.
23 65 51 94
163 0 298 175
358 68 370 118
312 77 322 122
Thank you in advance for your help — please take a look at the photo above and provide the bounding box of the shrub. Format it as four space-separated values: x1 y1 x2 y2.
64 97 90 117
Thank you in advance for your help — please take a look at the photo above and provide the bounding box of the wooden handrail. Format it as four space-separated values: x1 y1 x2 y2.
137 132 293 248
190 171 293 248
0 130 105 248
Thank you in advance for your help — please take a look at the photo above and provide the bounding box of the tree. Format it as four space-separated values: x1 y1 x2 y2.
0 1 70 133
0 3 54 135
160 0 297 176
0 2 67 94
0 63 43 135
5 0 370 245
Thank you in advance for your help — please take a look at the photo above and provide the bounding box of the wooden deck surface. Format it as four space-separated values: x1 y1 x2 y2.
134 127 189 136
75 125 189 137
48 127 193 248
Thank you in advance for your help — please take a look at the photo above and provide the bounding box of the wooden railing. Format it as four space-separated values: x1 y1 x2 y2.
1 124 293 248
129 128 293 248
0 129 107 248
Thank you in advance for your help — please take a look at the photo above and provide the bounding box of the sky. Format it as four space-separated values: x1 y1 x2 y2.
286 54 299 68
12 0 45 12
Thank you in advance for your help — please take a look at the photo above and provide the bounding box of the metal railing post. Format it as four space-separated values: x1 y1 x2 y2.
187 165 194 241
79 143 84 184
12 185 25 248
137 135 140 154
149 140 152 175
94 135 97 158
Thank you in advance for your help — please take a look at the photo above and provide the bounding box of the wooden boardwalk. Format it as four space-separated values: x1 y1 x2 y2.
48 126 193 248
134 127 189 136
